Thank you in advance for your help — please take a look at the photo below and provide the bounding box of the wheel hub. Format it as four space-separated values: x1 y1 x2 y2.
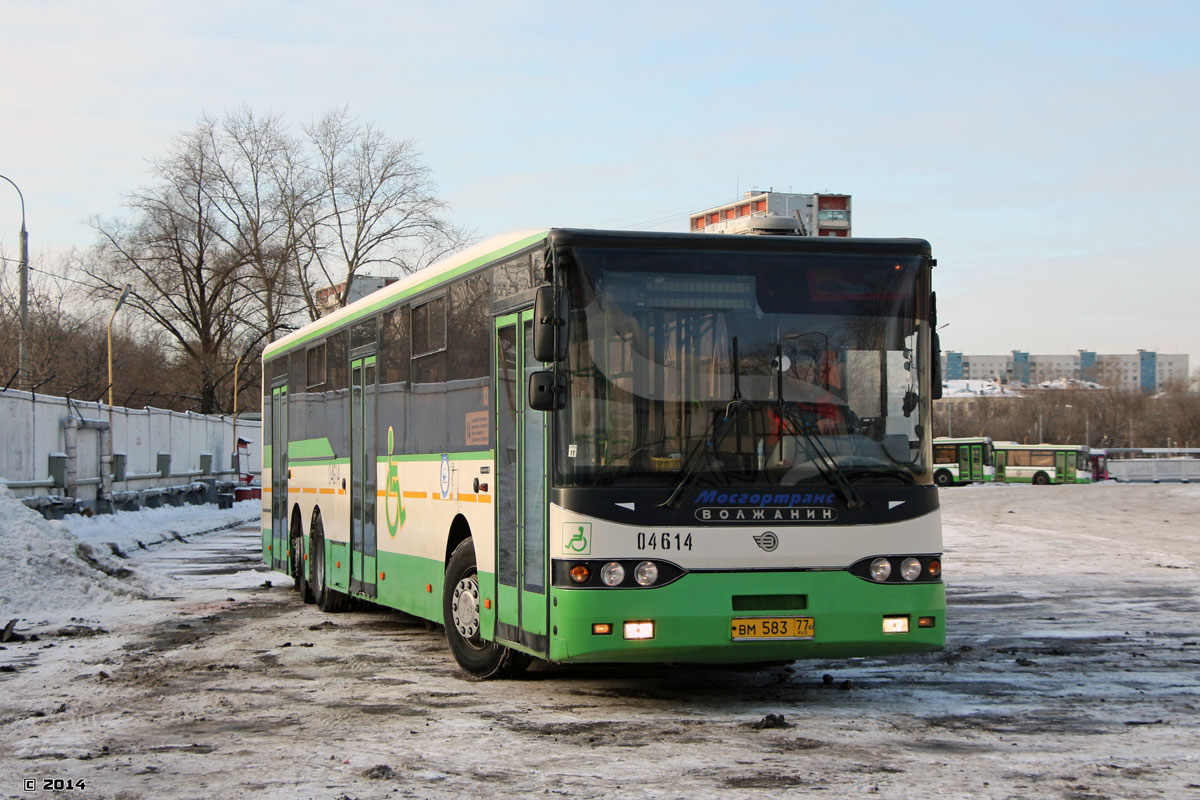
452 576 480 639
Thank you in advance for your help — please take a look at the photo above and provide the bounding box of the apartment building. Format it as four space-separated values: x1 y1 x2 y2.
941 350 1189 393
689 189 851 237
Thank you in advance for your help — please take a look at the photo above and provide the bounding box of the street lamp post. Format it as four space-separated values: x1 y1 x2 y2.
0 174 29 389
1066 404 1090 448
107 284 132 430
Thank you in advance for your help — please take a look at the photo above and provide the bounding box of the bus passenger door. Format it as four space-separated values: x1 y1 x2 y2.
1055 450 1068 484
350 356 378 598
270 384 288 572
493 310 549 656
970 444 984 482
957 445 971 483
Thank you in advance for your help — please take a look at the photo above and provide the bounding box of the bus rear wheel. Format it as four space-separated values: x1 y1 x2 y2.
292 533 313 604
1033 472 1050 485
311 518 348 613
443 539 529 680
934 470 954 487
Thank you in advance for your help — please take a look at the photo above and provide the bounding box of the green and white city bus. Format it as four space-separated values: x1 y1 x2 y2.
932 436 995 486
262 228 945 678
993 442 1092 485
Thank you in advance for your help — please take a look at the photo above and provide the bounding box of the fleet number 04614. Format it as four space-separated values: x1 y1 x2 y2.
636 532 693 551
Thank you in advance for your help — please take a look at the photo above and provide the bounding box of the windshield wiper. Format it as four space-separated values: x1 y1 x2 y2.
659 337 745 510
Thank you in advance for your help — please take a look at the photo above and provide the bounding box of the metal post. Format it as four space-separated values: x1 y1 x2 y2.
232 348 242 480
0 174 28 389
107 285 132 431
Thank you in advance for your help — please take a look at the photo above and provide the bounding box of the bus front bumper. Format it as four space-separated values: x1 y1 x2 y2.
548 570 945 664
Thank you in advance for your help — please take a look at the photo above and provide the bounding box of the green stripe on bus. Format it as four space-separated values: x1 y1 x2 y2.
281 452 493 467
384 451 493 462
289 438 337 460
264 231 548 359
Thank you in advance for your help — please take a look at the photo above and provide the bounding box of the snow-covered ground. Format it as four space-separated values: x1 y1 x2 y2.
0 488 260 624
0 484 1198 799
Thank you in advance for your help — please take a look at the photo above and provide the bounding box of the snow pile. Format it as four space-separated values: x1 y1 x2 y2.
0 487 149 623
941 379 1024 398
63 500 260 555
1034 377 1104 390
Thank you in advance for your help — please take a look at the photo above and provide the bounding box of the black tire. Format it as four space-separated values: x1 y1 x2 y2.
1033 472 1050 486
443 539 529 679
291 534 314 604
934 470 954 487
311 518 348 613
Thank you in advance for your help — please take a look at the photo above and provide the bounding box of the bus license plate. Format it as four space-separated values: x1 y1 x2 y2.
730 616 815 641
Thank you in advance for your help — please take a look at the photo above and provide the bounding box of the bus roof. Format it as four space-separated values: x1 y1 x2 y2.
264 228 934 361
992 442 1088 450
264 228 548 360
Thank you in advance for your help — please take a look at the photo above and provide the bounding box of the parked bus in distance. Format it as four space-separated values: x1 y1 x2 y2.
1088 448 1109 481
261 228 944 678
992 442 1092 485
932 436 995 486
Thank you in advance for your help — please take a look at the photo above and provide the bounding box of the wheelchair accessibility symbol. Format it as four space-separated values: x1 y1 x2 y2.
564 522 591 555
384 426 406 536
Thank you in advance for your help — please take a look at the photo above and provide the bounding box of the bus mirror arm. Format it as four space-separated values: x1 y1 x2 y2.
930 291 942 400
932 331 943 400
528 370 567 412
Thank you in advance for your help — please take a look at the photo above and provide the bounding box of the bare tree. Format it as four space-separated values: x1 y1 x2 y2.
198 108 317 343
300 108 469 317
86 128 250 413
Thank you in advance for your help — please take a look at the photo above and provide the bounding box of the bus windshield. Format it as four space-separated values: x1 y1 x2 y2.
555 246 930 488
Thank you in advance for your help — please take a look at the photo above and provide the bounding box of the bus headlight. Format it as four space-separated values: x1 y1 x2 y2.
634 561 658 586
900 557 922 581
869 558 892 582
600 561 625 586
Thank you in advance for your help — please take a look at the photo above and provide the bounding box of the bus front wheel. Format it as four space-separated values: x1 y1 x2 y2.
443 539 529 680
1033 472 1050 485
934 470 954 487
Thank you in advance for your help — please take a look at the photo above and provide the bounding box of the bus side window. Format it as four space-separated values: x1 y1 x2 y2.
448 274 492 450
380 308 410 452
411 296 448 453
325 331 349 456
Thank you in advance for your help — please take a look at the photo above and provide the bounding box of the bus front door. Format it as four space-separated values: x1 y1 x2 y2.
493 311 549 656
970 444 984 482
1056 450 1069 484
350 356 378 598
270 384 288 572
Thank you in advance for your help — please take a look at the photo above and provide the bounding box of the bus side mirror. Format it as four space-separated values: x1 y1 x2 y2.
528 370 566 411
533 286 568 363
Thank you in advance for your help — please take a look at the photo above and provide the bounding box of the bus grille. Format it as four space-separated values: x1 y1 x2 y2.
732 594 807 611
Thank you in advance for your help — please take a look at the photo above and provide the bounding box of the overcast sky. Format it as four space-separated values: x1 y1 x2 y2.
2 1 1197 368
